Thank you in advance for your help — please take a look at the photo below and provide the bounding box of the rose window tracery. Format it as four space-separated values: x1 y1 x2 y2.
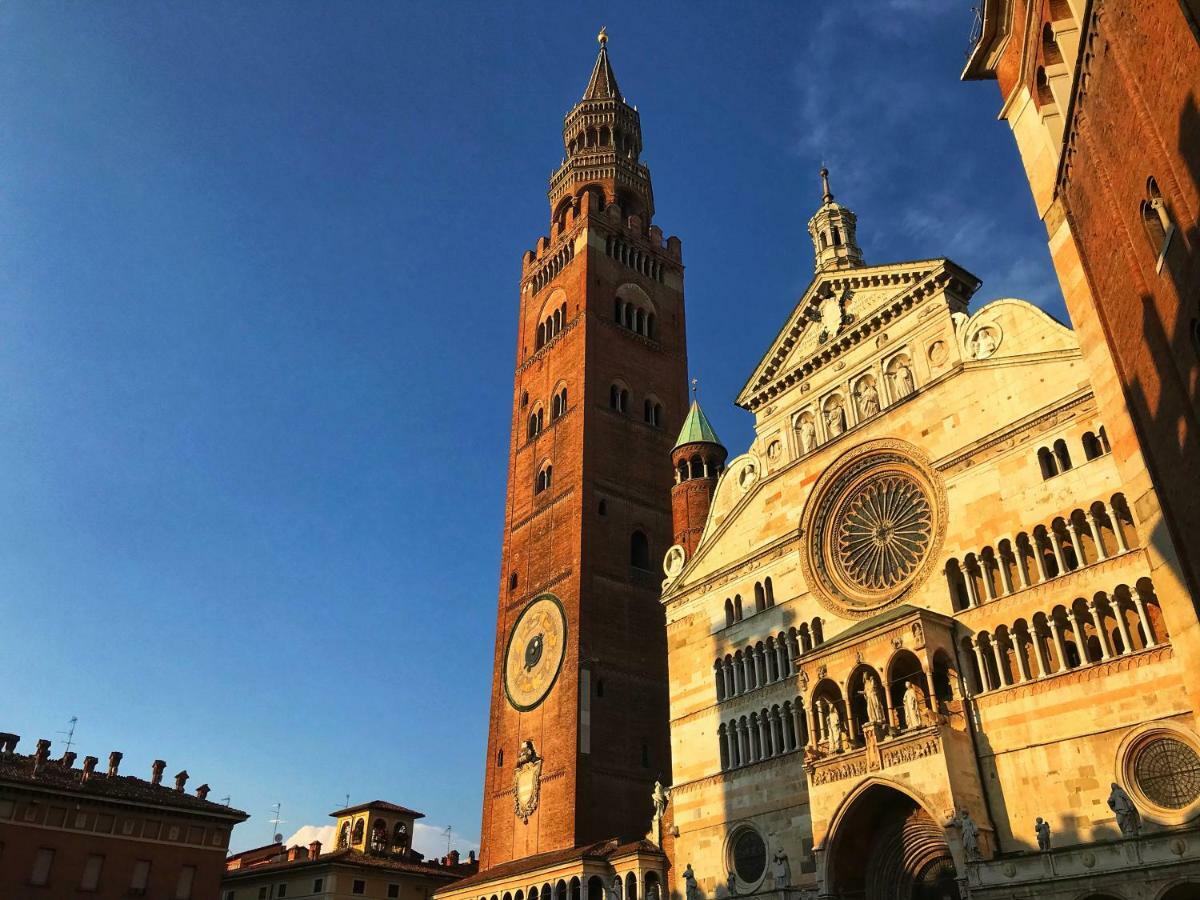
1134 737 1200 810
800 441 945 618
835 474 932 592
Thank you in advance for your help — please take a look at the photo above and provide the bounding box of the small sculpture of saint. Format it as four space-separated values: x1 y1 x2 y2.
958 808 981 861
798 417 816 453
857 381 880 417
891 362 915 397
864 672 886 727
683 864 700 900
770 846 791 888
902 681 925 730
1108 783 1140 836
1035 817 1051 851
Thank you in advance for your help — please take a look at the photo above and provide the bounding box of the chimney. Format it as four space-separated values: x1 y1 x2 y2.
151 760 166 786
174 770 189 792
61 751 77 769
309 840 322 859
81 756 98 782
32 739 51 776
448 850 460 865
0 733 18 755
195 783 210 801
287 846 303 862
107 751 123 777
469 850 476 864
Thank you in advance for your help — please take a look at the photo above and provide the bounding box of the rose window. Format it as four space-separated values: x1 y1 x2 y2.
834 474 932 592
800 442 945 618
1135 737 1200 809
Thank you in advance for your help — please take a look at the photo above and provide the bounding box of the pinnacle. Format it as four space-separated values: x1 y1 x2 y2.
583 32 622 101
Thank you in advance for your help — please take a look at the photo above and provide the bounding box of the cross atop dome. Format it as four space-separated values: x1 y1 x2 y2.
807 166 864 273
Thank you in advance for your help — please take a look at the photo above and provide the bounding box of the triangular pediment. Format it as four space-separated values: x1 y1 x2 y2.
735 258 980 411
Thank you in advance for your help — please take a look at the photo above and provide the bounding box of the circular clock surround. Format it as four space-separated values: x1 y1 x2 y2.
503 594 567 712
800 439 946 619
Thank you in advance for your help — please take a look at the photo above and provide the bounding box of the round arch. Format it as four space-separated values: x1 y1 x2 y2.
823 779 960 900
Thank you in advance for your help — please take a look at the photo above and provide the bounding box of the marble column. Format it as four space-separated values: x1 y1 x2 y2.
1015 537 1031 589
1033 537 1050 583
1031 625 1049 677
972 637 990 691
1107 502 1130 553
980 559 996 602
1050 530 1068 575
1088 600 1113 660
1066 520 1086 569
1014 632 1032 682
989 638 1010 687
1086 511 1108 561
1049 617 1068 672
1132 587 1158 647
1112 596 1135 655
999 549 1015 596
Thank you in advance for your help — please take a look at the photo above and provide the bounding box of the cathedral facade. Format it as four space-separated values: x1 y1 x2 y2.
659 176 1200 900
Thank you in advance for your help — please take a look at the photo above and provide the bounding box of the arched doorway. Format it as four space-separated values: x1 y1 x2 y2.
827 784 960 900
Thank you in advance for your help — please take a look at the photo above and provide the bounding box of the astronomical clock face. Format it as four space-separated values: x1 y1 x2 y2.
504 595 567 712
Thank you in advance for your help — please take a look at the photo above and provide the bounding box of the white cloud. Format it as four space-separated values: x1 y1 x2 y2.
284 824 335 849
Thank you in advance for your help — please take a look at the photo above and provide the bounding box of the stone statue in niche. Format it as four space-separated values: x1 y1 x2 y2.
864 672 887 726
651 780 670 845
798 417 816 454
606 875 623 900
825 401 846 436
890 362 915 398
828 703 846 753
726 872 737 897
958 809 982 861
971 327 999 359
1035 817 1051 851
1108 783 1140 836
683 865 700 900
856 381 880 418
902 681 925 730
770 845 791 888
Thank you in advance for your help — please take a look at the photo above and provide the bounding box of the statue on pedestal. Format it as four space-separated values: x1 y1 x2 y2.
683 865 700 900
864 672 886 726
1035 817 1051 851
958 809 981 861
771 846 791 888
651 780 670 846
1108 783 1140 836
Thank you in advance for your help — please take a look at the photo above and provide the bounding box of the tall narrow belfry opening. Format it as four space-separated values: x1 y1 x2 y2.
437 30 688 900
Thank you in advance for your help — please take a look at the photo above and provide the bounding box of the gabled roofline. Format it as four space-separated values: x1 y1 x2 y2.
734 259 981 411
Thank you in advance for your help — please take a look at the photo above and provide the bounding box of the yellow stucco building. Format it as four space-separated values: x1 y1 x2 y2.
659 174 1200 900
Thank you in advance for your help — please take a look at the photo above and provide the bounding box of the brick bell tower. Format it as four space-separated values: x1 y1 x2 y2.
474 30 689 873
670 394 727 557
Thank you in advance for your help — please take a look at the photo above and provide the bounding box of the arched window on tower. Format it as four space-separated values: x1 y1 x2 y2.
609 383 629 414
552 386 568 420
535 462 553 495
1141 177 1176 262
643 397 664 427
630 530 651 571
392 822 409 854
528 407 544 440
1053 438 1073 472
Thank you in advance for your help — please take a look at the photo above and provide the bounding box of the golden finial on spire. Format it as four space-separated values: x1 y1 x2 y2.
598 26 608 47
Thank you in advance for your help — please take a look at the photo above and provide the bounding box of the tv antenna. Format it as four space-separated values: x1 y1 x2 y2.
57 716 78 754
269 803 286 842
444 825 453 854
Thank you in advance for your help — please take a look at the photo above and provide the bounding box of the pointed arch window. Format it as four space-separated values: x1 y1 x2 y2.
630 530 652 571
527 407 544 440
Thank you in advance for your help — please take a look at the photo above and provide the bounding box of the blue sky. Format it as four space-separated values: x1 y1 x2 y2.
0 2 1059 854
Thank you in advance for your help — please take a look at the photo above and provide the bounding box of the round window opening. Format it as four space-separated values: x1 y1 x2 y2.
731 828 767 885
800 442 945 618
1134 737 1200 810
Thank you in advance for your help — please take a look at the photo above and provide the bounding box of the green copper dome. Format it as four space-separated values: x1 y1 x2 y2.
674 399 723 451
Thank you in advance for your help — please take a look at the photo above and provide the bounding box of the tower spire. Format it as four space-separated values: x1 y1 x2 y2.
820 166 834 204
583 27 622 101
807 165 864 273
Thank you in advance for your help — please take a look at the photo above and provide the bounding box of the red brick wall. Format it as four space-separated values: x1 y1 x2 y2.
478 191 687 867
1057 0 1200 594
